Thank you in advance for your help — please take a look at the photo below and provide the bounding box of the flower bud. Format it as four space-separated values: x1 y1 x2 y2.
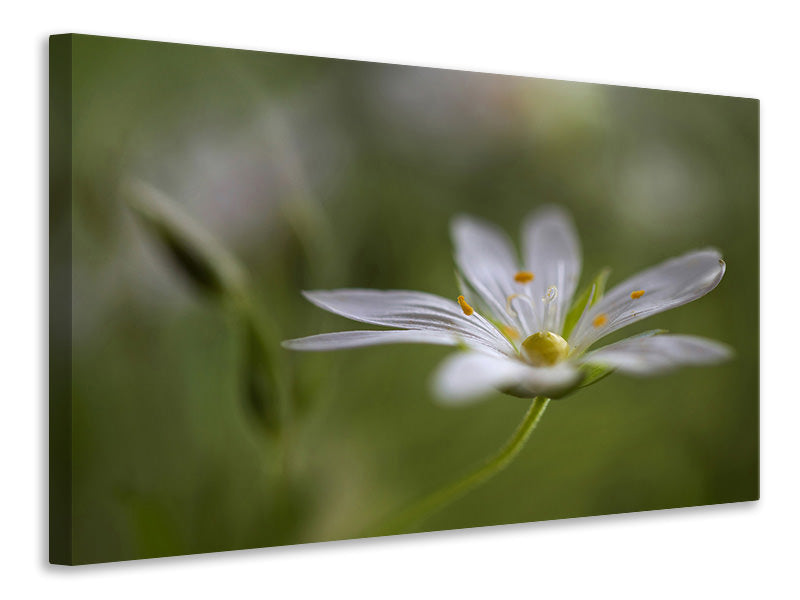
123 179 246 302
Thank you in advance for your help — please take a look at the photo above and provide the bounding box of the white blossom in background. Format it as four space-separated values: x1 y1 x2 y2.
284 207 730 403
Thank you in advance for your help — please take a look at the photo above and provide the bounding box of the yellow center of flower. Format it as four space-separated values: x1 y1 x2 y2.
521 331 570 366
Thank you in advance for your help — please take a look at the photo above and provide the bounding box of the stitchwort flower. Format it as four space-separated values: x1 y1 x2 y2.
283 206 730 403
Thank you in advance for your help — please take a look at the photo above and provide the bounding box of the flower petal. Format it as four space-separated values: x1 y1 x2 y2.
302 289 515 355
282 329 462 351
433 351 582 404
569 249 726 351
522 206 582 334
451 215 535 333
578 334 732 375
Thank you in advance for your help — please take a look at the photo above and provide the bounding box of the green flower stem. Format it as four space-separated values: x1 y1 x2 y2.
370 396 551 537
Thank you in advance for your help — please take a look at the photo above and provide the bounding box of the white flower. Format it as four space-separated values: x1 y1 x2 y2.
283 207 731 404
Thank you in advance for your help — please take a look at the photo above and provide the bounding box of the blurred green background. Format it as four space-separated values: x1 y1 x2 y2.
60 34 758 564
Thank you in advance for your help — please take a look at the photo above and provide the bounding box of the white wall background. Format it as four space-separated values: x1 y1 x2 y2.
2 1 795 597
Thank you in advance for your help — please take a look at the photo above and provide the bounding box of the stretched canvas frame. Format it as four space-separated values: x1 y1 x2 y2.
50 34 759 565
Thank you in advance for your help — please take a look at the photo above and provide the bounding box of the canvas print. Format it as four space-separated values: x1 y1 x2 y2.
49 34 759 565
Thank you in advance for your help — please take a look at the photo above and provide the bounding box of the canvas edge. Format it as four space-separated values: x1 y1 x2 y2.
49 32 74 566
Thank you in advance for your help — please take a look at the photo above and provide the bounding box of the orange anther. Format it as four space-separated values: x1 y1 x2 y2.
514 271 535 284
457 295 474 316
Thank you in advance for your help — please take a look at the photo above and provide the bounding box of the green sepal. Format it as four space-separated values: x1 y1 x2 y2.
562 267 611 339
623 328 669 341
576 328 668 389
454 339 471 352
577 364 615 389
